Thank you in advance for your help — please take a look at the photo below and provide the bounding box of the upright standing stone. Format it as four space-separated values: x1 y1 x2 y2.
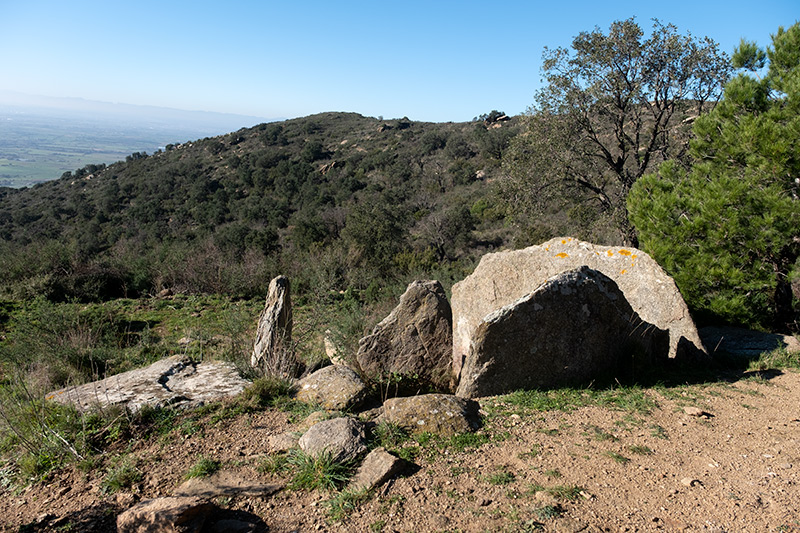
251 275 293 371
356 280 453 392
451 237 706 380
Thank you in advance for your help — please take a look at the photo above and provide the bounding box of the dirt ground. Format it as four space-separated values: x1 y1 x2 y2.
2 367 799 533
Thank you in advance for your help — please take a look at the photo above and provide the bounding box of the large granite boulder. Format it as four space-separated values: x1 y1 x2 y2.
456 267 669 398
379 394 481 436
251 275 294 373
295 365 368 411
451 237 706 379
47 355 248 413
356 280 453 392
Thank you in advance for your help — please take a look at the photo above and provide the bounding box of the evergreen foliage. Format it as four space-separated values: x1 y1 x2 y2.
628 22 800 330
500 18 730 246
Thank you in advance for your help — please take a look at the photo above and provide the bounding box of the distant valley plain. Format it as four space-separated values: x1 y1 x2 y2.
0 94 273 188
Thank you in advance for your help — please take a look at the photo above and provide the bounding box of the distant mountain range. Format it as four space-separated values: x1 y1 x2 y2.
0 91 280 134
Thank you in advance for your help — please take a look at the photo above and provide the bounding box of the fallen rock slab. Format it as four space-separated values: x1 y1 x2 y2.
295 365 368 411
356 280 454 392
380 394 481 436
174 472 281 499
451 237 707 379
456 267 669 398
47 355 248 413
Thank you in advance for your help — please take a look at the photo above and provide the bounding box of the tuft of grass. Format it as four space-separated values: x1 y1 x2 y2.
748 347 800 372
531 484 584 501
325 487 372 521
259 453 291 475
518 444 541 460
184 456 221 479
287 449 353 492
604 451 631 464
585 425 618 442
543 469 562 479
628 445 653 455
101 458 142 494
483 468 515 486
371 421 409 450
238 376 295 409
534 504 563 520
649 424 669 440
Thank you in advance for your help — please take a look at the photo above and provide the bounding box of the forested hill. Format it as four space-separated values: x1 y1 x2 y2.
0 111 522 301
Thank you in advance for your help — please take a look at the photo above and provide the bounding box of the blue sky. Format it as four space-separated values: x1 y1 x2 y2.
1 0 796 123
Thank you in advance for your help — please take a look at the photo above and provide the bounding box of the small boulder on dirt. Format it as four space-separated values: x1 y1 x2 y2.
117 496 217 533
295 365 368 411
349 447 408 491
456 266 669 398
379 394 481 436
356 280 454 392
298 417 368 463
451 237 707 380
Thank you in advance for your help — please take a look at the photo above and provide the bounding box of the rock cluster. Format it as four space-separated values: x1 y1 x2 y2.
64 244 711 532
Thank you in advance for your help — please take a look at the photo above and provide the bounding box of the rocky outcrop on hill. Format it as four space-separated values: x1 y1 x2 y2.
356 280 454 392
47 355 248 413
455 267 669 398
451 237 706 380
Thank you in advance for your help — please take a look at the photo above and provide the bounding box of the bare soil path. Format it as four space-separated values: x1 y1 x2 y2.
2 369 799 532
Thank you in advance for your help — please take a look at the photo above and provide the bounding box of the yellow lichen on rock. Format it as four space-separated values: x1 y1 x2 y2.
555 253 569 258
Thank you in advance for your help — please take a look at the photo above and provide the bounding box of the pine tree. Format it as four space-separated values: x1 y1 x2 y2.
628 23 800 330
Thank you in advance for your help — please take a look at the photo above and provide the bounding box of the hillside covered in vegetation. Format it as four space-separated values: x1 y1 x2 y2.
0 112 521 303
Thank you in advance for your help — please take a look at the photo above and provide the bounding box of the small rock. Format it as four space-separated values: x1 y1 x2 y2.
680 477 702 487
117 496 217 533
683 406 713 418
296 365 368 411
779 463 793 470
115 492 137 507
267 433 297 453
349 447 407 491
298 417 367 463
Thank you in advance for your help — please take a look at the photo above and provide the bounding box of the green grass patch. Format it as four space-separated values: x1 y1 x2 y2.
101 458 142 494
286 449 353 492
748 348 800 372
185 456 221 479
604 451 631 464
628 445 653 455
482 467 515 486
325 487 372 521
500 385 655 415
